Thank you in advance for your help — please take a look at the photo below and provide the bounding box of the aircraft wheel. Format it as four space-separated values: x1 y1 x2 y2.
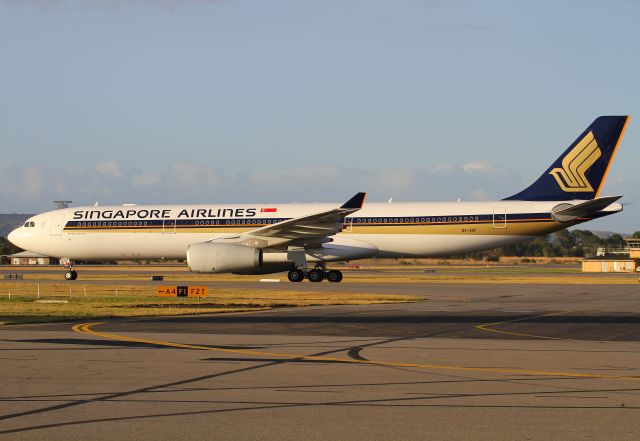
326 270 343 283
65 270 78 281
287 269 304 282
307 269 324 282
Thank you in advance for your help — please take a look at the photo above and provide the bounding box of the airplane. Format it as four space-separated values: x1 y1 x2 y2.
8 115 630 282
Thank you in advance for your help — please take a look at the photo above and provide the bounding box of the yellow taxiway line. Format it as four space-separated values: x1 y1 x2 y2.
476 310 579 341
72 322 640 382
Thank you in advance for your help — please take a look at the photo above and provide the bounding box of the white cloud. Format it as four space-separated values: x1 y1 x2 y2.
0 160 523 211
2 162 633 232
376 169 414 190
0 159 635 231
463 160 506 175
171 163 220 189
132 171 161 187
22 167 44 196
96 161 122 178
251 166 340 185
469 189 490 200
434 164 457 175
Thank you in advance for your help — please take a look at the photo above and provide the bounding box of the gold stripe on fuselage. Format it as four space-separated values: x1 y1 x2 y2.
64 220 562 236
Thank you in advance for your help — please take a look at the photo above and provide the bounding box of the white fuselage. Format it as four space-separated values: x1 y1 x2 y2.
8 199 621 263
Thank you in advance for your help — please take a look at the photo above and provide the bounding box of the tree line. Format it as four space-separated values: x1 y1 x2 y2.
0 236 21 256
466 230 639 260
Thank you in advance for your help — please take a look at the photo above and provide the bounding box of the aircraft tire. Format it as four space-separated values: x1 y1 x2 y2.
307 269 324 282
326 270 343 283
65 270 78 281
287 269 304 282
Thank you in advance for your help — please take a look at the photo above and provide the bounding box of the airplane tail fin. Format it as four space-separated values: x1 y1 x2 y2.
504 116 629 201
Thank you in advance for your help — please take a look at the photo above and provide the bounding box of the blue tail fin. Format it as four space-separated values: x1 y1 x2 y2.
504 116 630 201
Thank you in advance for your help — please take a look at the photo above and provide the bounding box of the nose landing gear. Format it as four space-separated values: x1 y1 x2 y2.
61 258 78 281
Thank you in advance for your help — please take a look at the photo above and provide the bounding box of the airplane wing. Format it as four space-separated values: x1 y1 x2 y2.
211 192 366 248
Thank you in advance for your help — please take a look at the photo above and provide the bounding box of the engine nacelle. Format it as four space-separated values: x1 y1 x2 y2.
187 242 262 274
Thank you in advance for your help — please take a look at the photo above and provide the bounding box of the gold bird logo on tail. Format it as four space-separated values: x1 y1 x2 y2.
549 131 601 192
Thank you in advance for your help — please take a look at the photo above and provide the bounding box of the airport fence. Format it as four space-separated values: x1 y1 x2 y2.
0 282 210 304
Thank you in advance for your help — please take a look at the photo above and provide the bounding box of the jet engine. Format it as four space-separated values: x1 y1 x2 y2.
187 242 262 273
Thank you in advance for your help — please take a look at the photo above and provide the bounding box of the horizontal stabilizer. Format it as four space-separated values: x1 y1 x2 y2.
552 196 622 222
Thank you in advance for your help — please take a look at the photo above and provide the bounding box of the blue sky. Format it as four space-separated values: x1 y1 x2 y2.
0 0 638 232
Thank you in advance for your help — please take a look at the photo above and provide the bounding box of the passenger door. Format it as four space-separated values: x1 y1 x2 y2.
163 218 176 234
492 207 507 229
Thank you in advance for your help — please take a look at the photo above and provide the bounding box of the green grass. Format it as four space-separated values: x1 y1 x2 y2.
0 288 420 325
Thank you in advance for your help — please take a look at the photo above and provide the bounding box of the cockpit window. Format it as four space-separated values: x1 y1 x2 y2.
23 221 35 227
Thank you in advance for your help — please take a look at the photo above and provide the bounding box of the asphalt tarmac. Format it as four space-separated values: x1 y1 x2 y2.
1 281 639 440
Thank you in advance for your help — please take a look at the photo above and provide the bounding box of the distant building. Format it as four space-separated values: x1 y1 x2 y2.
7 251 59 265
53 200 72 209
582 257 637 273
582 236 640 273
626 238 640 259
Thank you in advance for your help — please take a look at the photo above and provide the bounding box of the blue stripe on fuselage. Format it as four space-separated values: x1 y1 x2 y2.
63 213 555 230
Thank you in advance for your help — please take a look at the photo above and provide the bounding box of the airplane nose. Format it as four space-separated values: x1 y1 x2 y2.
8 228 21 248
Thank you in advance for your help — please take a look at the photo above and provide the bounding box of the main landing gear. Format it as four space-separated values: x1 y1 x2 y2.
62 258 78 281
287 269 305 282
287 266 343 283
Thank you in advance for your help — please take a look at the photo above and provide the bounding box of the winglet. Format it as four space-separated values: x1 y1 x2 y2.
340 192 367 209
